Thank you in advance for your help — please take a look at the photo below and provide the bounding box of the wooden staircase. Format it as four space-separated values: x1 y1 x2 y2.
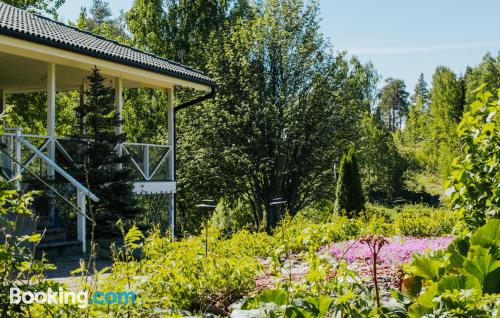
34 216 82 259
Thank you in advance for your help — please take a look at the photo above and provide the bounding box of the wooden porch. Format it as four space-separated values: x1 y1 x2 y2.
0 2 216 254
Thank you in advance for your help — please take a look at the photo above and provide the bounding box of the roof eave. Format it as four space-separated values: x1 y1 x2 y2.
0 28 217 90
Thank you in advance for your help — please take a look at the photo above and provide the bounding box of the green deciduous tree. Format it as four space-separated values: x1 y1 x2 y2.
358 114 406 199
424 66 465 177
2 0 63 17
464 52 500 106
123 0 378 232
446 85 499 230
73 0 128 41
334 145 365 217
188 0 376 230
126 0 240 70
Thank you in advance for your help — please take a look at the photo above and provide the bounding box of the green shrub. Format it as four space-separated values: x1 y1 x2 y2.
399 219 500 317
394 207 458 237
210 199 255 233
99 226 264 314
0 189 58 318
446 85 500 230
334 146 365 217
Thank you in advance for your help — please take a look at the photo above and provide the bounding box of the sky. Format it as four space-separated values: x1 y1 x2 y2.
58 0 500 91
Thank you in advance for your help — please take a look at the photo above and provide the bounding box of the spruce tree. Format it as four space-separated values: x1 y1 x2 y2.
334 146 365 217
74 67 141 232
411 73 429 107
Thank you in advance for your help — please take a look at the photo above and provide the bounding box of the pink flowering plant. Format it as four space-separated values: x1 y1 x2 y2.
322 235 455 298
326 236 454 267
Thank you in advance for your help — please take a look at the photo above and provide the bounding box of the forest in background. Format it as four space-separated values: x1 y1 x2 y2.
3 0 500 233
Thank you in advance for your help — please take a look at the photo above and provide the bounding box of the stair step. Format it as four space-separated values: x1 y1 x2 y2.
36 227 67 242
36 240 82 258
36 216 52 228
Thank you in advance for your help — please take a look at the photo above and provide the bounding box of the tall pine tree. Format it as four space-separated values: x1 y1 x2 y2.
377 78 410 131
404 74 429 147
411 73 429 107
334 146 365 217
74 67 140 232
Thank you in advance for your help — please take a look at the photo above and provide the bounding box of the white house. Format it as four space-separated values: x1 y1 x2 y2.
0 2 216 254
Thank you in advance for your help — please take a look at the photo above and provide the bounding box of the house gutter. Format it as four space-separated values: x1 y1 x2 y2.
173 86 217 181
171 86 217 234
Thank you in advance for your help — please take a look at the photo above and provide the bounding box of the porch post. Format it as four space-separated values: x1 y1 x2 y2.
77 82 87 254
114 77 123 170
167 87 175 239
47 62 56 226
1 89 4 111
47 62 56 174
1 89 5 127
80 81 88 135
77 190 86 253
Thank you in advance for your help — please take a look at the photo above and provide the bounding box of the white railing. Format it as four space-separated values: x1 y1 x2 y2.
1 128 99 202
119 142 172 181
1 128 50 180
1 129 173 184
1 129 173 253
1 128 99 253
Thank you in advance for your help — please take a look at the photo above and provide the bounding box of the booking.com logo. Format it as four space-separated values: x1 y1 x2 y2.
10 287 136 308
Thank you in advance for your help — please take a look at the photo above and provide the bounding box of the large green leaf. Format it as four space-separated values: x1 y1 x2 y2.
437 274 480 292
242 289 288 309
411 254 443 281
463 247 500 285
285 306 314 318
483 267 500 294
470 219 500 248
407 303 432 318
381 299 407 317
446 237 469 269
304 296 334 317
416 283 438 309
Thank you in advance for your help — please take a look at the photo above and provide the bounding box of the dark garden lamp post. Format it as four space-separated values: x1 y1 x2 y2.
269 197 287 228
270 197 287 206
196 199 217 257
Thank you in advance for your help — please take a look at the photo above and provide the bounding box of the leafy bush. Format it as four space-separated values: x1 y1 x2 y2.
235 258 382 317
394 208 457 237
97 226 265 314
237 220 499 318
0 188 58 318
211 199 256 233
399 219 500 317
446 85 500 230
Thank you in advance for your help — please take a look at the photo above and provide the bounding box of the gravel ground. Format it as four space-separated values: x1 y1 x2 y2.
44 256 112 291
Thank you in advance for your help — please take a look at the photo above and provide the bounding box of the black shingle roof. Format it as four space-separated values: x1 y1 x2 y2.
0 2 216 88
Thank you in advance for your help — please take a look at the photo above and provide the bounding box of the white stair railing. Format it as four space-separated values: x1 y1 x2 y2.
1 129 99 253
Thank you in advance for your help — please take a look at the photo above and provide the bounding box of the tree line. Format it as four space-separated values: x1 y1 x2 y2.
3 0 499 233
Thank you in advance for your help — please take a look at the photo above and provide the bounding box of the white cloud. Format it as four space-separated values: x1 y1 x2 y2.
348 42 500 55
